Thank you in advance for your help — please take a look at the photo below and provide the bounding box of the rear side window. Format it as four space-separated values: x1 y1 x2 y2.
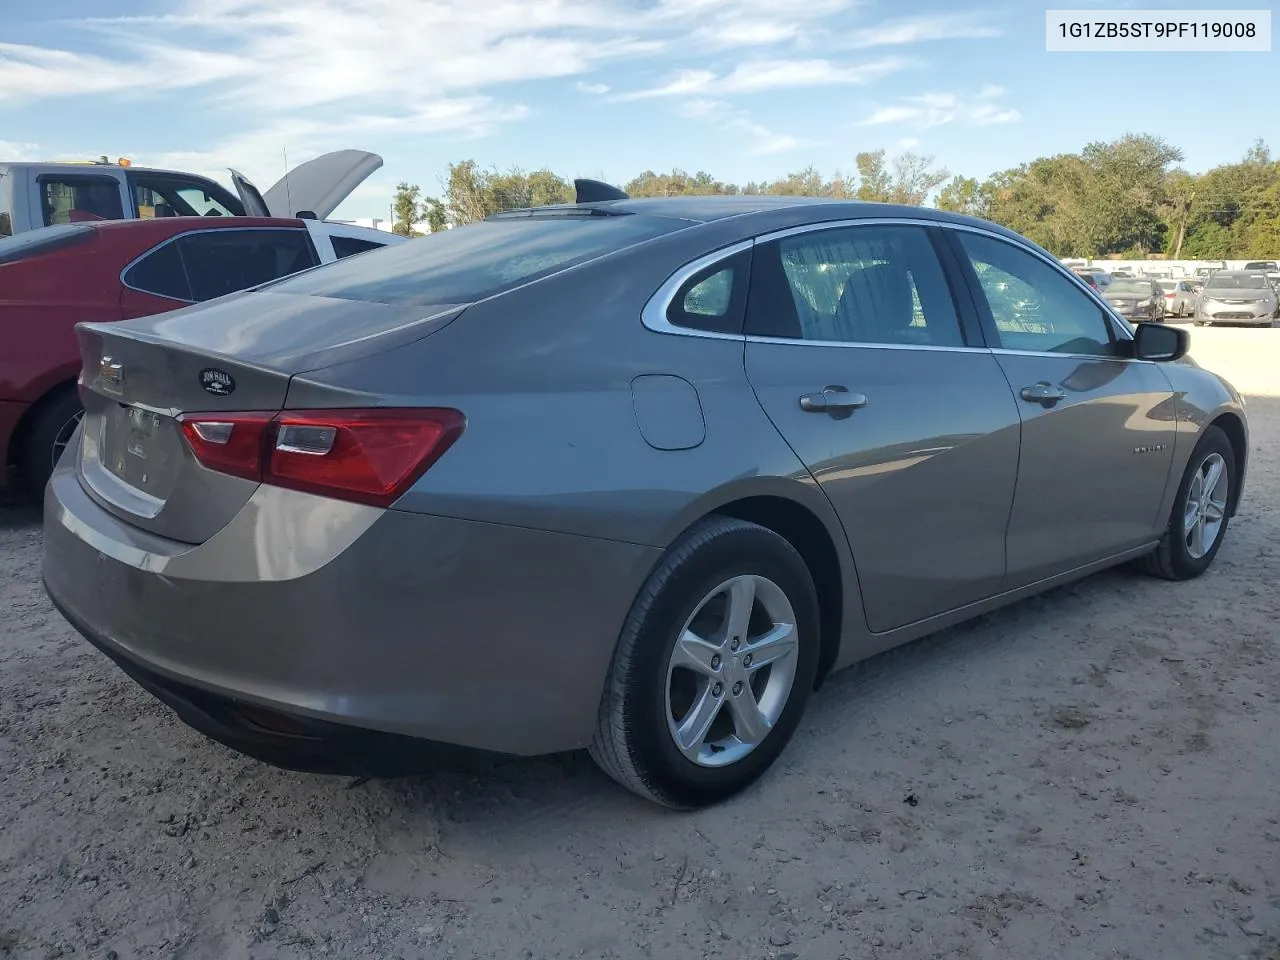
123 240 192 301
330 235 387 259
39 176 125 226
177 229 318 302
666 248 750 334
0 174 10 237
270 214 684 305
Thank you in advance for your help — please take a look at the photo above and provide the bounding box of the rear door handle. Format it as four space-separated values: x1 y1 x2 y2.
1019 381 1066 407
799 386 868 418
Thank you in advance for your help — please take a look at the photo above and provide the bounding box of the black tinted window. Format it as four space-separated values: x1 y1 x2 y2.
39 176 125 226
330 235 387 259
0 174 10 237
666 249 749 334
178 229 317 302
270 214 684 305
123 241 192 301
747 224 964 346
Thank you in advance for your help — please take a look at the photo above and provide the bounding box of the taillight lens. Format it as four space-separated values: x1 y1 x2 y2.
177 408 465 507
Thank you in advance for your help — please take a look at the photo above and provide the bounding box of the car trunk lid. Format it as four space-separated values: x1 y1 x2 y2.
74 292 466 543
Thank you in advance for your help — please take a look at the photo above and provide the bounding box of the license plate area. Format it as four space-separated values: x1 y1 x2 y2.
100 404 179 500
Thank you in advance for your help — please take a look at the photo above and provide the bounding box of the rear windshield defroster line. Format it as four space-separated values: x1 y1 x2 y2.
267 214 686 305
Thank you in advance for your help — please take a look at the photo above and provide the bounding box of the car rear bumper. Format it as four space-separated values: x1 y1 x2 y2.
42 460 660 758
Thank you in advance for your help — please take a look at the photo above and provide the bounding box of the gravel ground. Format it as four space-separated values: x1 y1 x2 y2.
1 327 1278 960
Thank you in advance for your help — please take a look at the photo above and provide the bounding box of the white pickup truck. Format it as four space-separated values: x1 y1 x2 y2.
0 149 382 237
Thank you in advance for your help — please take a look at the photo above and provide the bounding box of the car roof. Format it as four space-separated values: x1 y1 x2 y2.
494 195 1036 248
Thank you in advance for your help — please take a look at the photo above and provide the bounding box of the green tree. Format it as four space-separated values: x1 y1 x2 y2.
853 150 948 204
421 196 448 233
392 182 422 236
625 169 739 197
935 175 987 217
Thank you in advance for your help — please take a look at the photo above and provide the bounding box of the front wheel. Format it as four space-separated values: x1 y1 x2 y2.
589 517 820 808
1136 425 1235 581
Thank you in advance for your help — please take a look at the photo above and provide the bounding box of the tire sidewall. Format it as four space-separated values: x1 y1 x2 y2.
624 526 820 807
22 389 84 499
1166 427 1234 578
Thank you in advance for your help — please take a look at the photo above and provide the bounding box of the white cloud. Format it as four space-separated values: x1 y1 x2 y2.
0 139 41 161
860 86 1021 130
896 137 922 149
576 81 611 94
840 12 1002 49
675 98 800 156
618 56 911 99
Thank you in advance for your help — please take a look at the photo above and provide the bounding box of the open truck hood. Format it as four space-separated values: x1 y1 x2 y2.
227 150 383 221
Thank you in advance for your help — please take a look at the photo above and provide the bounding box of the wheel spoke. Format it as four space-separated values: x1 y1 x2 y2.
727 689 770 746
1204 500 1225 522
744 622 796 672
1202 457 1225 498
723 577 756 644
1188 516 1206 558
670 630 722 679
674 684 722 760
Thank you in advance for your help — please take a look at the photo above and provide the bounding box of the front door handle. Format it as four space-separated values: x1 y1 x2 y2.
799 386 868 418
1020 381 1066 407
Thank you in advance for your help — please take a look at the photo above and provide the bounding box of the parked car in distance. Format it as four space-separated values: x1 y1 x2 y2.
1 216 403 495
1193 271 1279 326
1157 279 1197 317
1070 267 1111 290
1242 261 1278 272
0 150 382 236
1103 277 1166 323
42 187 1250 808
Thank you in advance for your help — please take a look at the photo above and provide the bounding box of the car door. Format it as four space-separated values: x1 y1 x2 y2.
946 228 1177 588
743 221 1021 633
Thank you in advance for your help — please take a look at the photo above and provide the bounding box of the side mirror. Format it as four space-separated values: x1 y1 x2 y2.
1132 322 1189 362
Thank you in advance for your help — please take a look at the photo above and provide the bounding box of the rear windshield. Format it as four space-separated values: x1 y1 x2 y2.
270 213 685 305
1107 279 1151 295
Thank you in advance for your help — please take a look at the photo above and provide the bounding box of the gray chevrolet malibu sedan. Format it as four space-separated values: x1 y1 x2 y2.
42 188 1249 808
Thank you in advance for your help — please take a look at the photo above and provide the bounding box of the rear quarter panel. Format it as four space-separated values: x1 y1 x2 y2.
285 218 869 660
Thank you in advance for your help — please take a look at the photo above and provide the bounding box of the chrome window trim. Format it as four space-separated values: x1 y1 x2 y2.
118 225 312 303
641 215 1142 356
640 240 754 341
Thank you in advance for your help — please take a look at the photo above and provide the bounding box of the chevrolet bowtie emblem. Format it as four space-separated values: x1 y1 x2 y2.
100 356 124 395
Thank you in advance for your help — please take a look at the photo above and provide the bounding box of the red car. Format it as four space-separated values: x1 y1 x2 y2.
0 215 402 496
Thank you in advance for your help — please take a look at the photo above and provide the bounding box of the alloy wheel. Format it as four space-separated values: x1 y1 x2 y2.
51 409 85 470
1183 452 1229 560
665 574 799 768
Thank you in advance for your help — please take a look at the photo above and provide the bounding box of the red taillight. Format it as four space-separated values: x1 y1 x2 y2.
177 408 464 507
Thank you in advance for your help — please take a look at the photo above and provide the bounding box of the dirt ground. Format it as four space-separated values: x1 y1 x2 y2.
2 326 1277 960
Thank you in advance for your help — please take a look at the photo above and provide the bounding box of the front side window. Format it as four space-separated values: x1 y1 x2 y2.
130 174 244 219
39 176 125 226
177 229 317 302
956 231 1118 357
746 224 965 347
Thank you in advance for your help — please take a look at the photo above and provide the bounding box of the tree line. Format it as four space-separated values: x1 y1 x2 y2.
391 134 1280 259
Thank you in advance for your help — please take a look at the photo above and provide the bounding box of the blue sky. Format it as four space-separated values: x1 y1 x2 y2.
1 0 1275 220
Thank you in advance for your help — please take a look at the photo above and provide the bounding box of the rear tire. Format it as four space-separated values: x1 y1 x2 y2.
1136 425 1235 581
20 389 84 500
589 516 820 808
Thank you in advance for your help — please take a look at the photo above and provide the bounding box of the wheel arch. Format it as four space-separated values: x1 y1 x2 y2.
1208 410 1248 516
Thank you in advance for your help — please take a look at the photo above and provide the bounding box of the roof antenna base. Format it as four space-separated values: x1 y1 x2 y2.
574 178 629 203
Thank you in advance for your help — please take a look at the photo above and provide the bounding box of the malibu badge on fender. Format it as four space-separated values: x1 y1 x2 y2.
199 368 235 397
